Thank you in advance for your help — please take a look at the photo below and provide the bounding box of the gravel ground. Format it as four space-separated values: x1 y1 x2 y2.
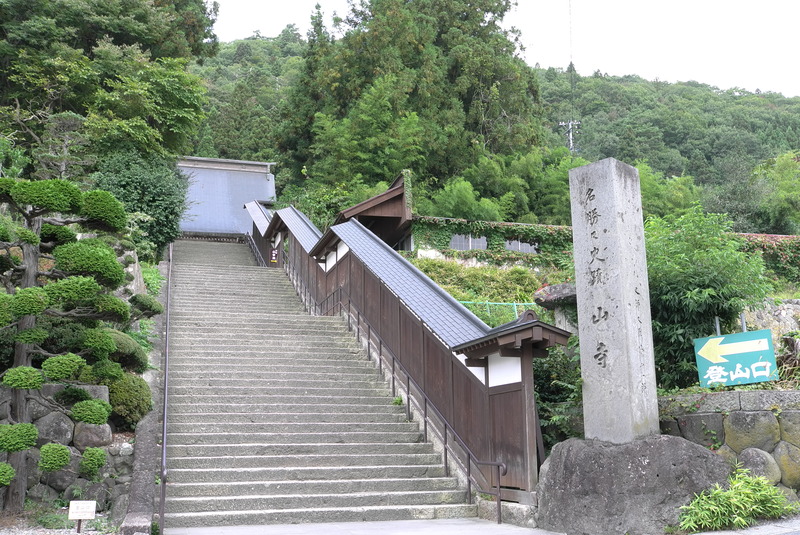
0 513 114 534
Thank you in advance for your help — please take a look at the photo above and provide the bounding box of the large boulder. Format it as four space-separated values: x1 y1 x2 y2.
73 422 112 451
536 435 730 535
739 447 782 485
724 411 780 453
34 411 74 446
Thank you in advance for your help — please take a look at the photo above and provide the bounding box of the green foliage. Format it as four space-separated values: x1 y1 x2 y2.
80 190 128 232
83 328 117 360
678 467 797 532
2 366 44 389
742 235 800 284
0 293 13 326
10 287 49 317
422 177 504 222
278 180 386 231
54 386 92 406
533 338 584 450
91 151 189 258
93 294 131 323
38 443 71 472
129 293 164 320
0 423 38 452
78 359 125 385
104 328 149 373
9 180 82 214
43 276 103 308
41 353 86 381
53 240 125 289
140 264 164 296
71 399 112 425
646 208 771 388
14 328 48 344
108 372 153 430
40 223 78 245
0 462 15 486
79 447 107 479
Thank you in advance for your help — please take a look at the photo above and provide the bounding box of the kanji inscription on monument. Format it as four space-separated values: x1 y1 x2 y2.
569 158 659 444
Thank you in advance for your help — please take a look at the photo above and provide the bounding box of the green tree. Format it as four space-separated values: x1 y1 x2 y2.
751 151 800 235
645 207 770 389
0 121 134 513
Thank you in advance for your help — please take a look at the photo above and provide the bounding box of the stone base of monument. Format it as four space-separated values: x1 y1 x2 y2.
536 435 730 535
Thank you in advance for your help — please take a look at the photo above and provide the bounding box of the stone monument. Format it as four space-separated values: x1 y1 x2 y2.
536 158 730 535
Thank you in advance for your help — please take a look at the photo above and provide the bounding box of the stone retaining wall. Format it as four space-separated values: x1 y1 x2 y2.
660 390 800 500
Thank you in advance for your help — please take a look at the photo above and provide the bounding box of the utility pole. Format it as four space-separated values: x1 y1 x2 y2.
559 120 581 153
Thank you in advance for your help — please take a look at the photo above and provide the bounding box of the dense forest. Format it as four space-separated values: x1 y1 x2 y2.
188 1 800 236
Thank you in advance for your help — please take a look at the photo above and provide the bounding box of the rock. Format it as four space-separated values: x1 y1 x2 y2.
677 413 724 448
739 447 782 484
26 448 40 490
34 411 74 446
533 283 577 309
27 482 58 503
536 435 730 535
41 448 81 492
724 411 780 453
660 419 681 436
110 493 130 525
773 441 800 488
73 422 112 451
715 444 738 465
777 484 800 503
781 411 800 446
28 398 50 421
119 442 134 456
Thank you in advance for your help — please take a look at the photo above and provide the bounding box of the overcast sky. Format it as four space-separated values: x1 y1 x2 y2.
211 0 800 98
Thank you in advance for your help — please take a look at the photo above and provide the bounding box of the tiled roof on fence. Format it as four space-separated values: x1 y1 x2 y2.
267 206 322 254
331 219 489 347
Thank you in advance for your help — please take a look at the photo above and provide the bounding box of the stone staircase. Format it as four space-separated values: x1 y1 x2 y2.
163 239 475 528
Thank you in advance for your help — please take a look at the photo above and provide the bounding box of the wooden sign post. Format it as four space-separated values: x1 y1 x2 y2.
68 500 96 533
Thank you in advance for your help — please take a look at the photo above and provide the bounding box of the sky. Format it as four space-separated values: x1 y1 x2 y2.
210 0 800 98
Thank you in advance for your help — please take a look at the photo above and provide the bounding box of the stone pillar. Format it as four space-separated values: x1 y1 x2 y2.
569 158 659 444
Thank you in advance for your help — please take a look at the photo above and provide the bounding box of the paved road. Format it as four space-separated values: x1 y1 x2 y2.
164 515 800 535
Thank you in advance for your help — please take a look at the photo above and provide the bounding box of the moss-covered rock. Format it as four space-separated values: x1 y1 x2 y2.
773 441 800 488
724 411 780 453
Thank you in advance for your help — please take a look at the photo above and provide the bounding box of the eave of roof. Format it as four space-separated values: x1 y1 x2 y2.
263 206 322 254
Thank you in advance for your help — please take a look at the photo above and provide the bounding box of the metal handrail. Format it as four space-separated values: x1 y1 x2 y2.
158 242 174 534
245 232 267 267
284 257 508 523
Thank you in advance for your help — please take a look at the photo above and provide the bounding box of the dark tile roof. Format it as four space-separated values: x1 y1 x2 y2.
243 201 272 236
331 219 489 347
273 206 322 254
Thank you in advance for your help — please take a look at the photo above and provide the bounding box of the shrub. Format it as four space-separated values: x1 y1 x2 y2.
83 328 117 360
10 287 49 317
71 400 112 425
81 190 127 232
129 294 163 319
105 329 148 373
79 447 107 479
93 294 131 323
0 462 15 485
53 241 125 289
39 443 72 472
15 327 48 344
679 467 797 532
3 366 44 389
54 386 92 406
40 223 77 246
140 264 164 296
646 208 771 389
0 423 38 452
109 373 153 430
10 179 82 213
43 277 102 308
42 353 86 381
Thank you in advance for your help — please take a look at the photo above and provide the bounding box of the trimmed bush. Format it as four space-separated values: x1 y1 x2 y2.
85 359 124 384
10 287 49 317
42 353 86 381
79 447 107 479
0 293 12 325
83 328 116 360
0 462 15 485
71 399 112 425
93 294 130 323
129 294 163 318
81 190 127 232
105 329 148 373
10 179 82 213
40 223 77 246
109 373 152 430
0 423 38 452
39 443 71 472
43 277 102 308
53 241 125 289
14 327 48 344
3 366 44 389
54 386 92 406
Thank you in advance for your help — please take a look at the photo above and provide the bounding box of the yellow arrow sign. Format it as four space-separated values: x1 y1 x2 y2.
697 337 769 364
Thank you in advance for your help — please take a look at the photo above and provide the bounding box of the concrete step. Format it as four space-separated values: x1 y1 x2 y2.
166 489 468 514
168 453 442 469
169 376 383 389
167 393 392 406
166 412 406 424
165 477 459 498
167 362 375 374
165 431 423 445
166 464 444 483
165 443 432 458
164 403 402 415
166 421 418 434
164 504 477 528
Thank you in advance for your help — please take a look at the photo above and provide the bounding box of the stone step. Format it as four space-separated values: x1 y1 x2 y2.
169 380 383 393
165 477 459 498
165 489 468 514
167 362 375 374
167 392 391 405
165 443 431 458
165 431 423 446
166 412 405 424
164 403 402 415
166 421 417 434
166 351 365 361
166 464 442 483
168 452 441 469
167 333 358 345
164 504 476 528
169 375 382 388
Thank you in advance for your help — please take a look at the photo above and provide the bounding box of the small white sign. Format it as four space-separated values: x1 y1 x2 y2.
68 500 96 520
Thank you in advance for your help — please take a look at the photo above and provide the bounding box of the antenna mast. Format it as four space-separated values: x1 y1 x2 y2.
560 0 580 153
